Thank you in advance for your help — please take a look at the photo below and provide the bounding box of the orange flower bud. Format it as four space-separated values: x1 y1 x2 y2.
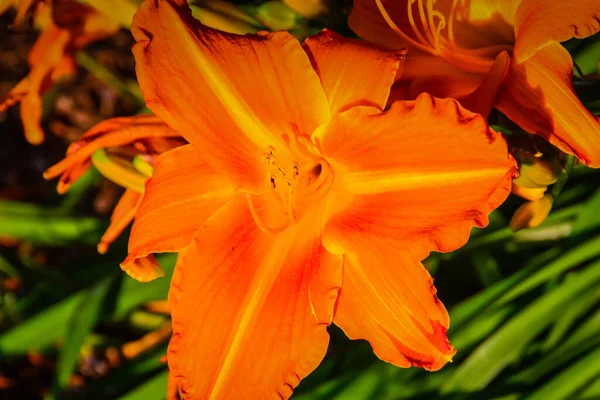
510 195 553 232
511 184 547 201
513 154 561 188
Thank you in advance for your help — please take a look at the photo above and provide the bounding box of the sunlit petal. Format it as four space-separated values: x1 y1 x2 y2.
131 0 330 193
514 0 600 63
334 249 454 371
303 29 405 113
318 94 515 260
169 195 341 399
122 145 235 282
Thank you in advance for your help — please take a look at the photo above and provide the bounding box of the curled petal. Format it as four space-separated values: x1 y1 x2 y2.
131 0 330 193
318 94 516 260
496 43 600 167
121 145 235 281
168 195 341 399
458 51 511 118
98 188 143 255
514 0 600 63
44 115 182 193
303 29 405 113
334 250 454 371
392 49 483 102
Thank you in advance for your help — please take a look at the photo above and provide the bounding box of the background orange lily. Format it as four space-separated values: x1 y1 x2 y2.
0 0 118 144
350 0 600 167
118 1 516 398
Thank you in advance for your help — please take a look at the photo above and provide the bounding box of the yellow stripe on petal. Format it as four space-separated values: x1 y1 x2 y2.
340 167 512 195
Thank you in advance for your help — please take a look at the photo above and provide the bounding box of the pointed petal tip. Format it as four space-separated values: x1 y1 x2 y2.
120 255 165 282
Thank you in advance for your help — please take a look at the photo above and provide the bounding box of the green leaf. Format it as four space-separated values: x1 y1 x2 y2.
526 345 600 400
51 275 118 397
509 309 600 385
441 261 600 393
0 200 107 245
471 252 502 286
0 254 176 355
496 235 600 305
119 370 169 400
573 188 600 234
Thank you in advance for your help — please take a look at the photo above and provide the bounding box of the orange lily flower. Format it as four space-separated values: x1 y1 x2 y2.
350 0 600 167
0 0 119 145
123 0 515 398
44 114 185 262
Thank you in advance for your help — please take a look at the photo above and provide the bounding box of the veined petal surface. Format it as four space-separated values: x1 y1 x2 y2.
496 43 600 167
514 0 600 63
131 0 330 193
320 94 515 260
122 145 235 281
168 195 341 399
334 249 454 370
303 29 405 113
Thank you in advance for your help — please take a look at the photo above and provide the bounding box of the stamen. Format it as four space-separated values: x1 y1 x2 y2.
417 0 435 46
447 0 459 49
431 10 446 51
375 0 434 54
245 194 288 234
91 149 147 193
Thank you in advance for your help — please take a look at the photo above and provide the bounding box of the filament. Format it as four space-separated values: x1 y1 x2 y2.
245 194 288 234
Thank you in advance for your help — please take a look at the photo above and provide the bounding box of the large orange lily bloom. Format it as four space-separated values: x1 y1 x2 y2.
0 0 119 145
124 0 515 398
350 0 600 167
44 115 184 267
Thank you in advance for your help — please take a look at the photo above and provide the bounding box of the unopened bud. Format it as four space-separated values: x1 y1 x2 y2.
511 185 547 201
513 154 561 189
191 1 261 34
256 1 301 31
510 195 553 232
283 0 327 18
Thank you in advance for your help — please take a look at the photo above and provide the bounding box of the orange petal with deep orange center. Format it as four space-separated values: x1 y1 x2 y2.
318 94 515 261
131 0 330 193
168 195 342 399
496 43 600 167
122 145 235 282
303 29 405 113
334 250 454 370
514 0 600 63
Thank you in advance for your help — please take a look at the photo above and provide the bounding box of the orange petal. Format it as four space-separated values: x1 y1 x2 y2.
121 145 235 281
334 250 454 370
348 0 412 49
318 94 516 260
131 0 330 193
496 43 600 167
514 0 600 63
349 0 516 52
43 115 182 193
458 51 511 117
168 195 342 399
303 30 405 113
98 189 143 255
392 49 483 102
